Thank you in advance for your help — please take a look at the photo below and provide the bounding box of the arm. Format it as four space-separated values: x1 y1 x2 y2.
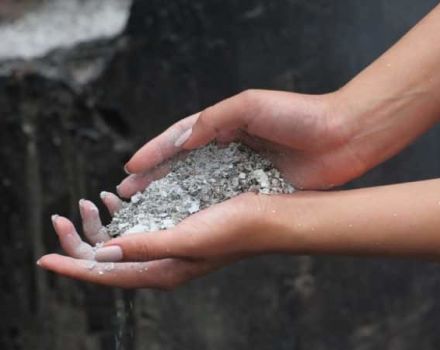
108 179 440 263
38 179 440 288
338 3 440 171
272 179 440 260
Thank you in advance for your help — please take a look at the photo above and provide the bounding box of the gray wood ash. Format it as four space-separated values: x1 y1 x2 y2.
106 142 295 237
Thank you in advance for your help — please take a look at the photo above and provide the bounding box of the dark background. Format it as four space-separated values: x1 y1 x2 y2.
1 0 440 349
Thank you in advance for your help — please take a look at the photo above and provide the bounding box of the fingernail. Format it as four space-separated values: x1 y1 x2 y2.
123 164 132 175
79 198 85 207
51 214 59 223
174 128 192 147
100 191 108 200
36 259 41 266
95 246 123 262
116 185 122 196
86 200 99 212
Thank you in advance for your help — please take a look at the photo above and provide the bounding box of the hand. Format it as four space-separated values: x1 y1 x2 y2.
42 192 124 260
38 192 287 289
117 89 366 197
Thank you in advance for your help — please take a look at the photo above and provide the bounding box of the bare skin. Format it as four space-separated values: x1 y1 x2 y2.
38 4 440 288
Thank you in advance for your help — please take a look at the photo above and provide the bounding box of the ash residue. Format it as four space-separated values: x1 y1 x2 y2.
107 143 294 236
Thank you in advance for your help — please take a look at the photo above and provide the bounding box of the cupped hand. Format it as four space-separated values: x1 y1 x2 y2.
118 89 366 197
38 192 288 289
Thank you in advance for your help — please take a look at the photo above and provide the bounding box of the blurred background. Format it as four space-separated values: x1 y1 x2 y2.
1 0 440 349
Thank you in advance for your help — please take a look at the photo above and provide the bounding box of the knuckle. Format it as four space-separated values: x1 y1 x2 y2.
239 89 258 106
133 241 152 261
197 106 219 133
171 224 196 253
237 90 260 126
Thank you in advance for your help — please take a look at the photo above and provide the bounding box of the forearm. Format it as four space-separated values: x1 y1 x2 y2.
336 4 440 170
271 179 440 260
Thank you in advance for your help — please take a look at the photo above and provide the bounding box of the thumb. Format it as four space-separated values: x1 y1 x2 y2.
94 229 191 262
182 90 261 149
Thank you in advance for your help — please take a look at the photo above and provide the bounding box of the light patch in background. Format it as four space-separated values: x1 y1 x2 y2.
0 0 132 60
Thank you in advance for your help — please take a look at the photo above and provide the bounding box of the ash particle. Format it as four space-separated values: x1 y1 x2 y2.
106 142 294 237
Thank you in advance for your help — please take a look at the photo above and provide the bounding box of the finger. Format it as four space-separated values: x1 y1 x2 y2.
116 162 170 198
183 90 327 151
124 113 199 175
93 229 192 262
183 91 262 149
37 253 218 289
78 199 110 244
51 215 95 260
100 191 123 216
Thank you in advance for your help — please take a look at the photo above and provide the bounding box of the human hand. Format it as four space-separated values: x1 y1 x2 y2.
41 192 124 261
117 89 366 197
38 192 290 289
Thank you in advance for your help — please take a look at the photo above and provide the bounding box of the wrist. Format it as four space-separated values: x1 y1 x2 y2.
259 193 318 255
329 83 424 173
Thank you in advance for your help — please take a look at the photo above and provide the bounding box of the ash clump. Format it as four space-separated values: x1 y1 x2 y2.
106 142 294 237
